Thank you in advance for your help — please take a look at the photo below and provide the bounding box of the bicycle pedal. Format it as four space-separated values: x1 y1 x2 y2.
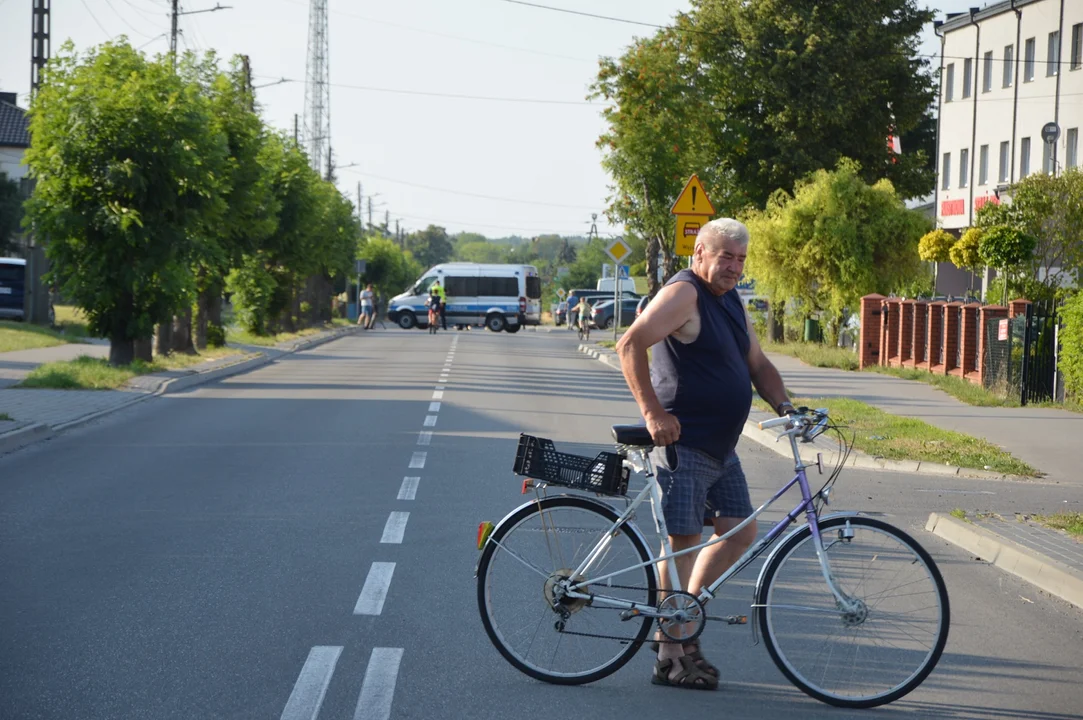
706 614 748 625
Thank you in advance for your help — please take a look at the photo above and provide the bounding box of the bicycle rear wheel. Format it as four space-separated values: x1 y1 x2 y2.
757 516 949 708
477 496 657 685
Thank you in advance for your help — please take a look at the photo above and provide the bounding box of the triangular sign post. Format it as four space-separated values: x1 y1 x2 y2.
670 174 715 216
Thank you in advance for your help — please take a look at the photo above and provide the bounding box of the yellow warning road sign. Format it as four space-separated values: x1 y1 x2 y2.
670 174 715 216
675 215 711 256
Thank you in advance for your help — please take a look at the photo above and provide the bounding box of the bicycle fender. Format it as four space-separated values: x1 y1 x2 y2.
751 511 863 606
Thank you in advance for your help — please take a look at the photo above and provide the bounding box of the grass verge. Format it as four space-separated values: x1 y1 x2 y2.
0 413 12 421
752 395 1037 476
226 324 337 347
868 366 1013 407
761 341 859 371
53 305 95 339
19 347 245 390
0 320 82 353
1030 511 1083 539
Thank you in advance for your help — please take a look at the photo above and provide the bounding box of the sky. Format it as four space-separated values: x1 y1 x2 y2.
0 0 982 239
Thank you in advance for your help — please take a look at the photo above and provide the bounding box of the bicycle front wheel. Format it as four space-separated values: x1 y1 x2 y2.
758 516 949 708
477 496 657 685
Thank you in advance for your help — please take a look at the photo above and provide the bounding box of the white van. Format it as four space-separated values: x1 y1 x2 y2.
387 263 542 333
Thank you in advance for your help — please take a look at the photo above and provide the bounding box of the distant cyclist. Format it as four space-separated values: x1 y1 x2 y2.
427 284 442 334
429 280 447 331
574 296 592 340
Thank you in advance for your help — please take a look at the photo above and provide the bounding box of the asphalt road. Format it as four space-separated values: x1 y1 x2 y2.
1 328 1081 720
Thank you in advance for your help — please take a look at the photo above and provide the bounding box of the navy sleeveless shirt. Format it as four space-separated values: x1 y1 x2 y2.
650 269 752 461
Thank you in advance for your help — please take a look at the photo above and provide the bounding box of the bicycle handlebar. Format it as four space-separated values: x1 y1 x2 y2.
757 415 793 430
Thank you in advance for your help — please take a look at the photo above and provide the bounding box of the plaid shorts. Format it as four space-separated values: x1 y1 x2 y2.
651 444 753 536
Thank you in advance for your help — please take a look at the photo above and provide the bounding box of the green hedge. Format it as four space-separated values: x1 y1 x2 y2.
1061 292 1083 399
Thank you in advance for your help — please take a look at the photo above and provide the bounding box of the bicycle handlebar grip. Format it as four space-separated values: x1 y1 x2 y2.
757 415 792 430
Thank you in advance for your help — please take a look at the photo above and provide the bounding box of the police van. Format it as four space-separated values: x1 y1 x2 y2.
387 263 542 332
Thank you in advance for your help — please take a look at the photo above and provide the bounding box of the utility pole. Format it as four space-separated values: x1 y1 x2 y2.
357 182 362 224
293 114 299 146
30 0 51 96
170 2 231 70
303 0 331 177
367 197 373 229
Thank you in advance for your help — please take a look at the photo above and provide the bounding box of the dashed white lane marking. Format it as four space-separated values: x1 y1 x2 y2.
432 390 444 399
354 562 395 615
428 402 441 412
380 512 410 544
398 476 419 500
423 415 437 427
280 646 342 720
417 431 432 446
409 452 426 469
352 647 405 720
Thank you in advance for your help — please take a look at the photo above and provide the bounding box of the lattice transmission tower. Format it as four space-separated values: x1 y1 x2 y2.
303 0 331 178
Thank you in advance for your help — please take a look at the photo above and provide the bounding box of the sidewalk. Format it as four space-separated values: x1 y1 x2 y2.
0 325 360 453
763 353 1083 485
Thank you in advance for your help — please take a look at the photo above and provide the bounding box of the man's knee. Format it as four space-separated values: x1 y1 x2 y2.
668 533 701 551
713 518 756 550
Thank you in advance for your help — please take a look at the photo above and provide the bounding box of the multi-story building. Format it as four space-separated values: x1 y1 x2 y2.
935 0 1082 234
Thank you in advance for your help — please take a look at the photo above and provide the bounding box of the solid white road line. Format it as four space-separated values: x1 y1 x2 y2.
432 390 444 399
429 402 441 412
398 476 419 500
423 415 437 427
380 512 410 544
417 431 432 446
280 646 342 720
354 562 396 616
352 648 405 720
409 452 426 469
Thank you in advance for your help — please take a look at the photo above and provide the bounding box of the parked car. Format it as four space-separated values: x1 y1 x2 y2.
553 301 568 326
590 297 641 330
0 258 26 320
635 294 650 318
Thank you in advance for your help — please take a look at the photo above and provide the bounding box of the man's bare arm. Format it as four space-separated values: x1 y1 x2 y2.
745 310 793 415
615 282 697 445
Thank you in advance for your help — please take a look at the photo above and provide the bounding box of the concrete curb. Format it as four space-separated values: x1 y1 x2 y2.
926 512 1083 611
575 342 1020 481
2 326 360 450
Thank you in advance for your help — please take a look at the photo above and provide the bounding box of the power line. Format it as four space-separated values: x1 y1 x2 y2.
337 168 598 210
252 75 595 106
79 0 114 37
497 0 663 30
102 0 158 38
391 209 615 235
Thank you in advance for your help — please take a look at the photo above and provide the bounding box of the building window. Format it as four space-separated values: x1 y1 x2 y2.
979 145 989 185
999 141 1010 182
963 58 973 98
983 51 994 92
1021 137 1031 177
1048 31 1060 76
1003 45 1014 87
942 152 952 190
1067 128 1078 169
1024 38 1035 82
945 63 955 101
1071 23 1082 70
960 148 969 188
1042 140 1054 174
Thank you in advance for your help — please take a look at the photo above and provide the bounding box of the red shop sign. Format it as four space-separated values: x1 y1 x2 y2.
940 199 965 216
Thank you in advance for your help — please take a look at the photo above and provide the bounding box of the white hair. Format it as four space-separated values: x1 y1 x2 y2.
697 218 749 248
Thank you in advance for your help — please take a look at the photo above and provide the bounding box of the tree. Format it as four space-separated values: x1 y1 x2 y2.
24 41 228 364
918 228 955 291
358 234 421 303
978 224 1037 305
687 0 936 206
0 172 22 255
405 225 452 268
743 159 929 339
950 228 983 292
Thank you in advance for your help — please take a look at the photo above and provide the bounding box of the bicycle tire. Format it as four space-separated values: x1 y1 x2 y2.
757 516 949 708
477 495 657 685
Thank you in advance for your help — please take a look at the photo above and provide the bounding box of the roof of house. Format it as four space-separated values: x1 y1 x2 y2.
0 97 30 149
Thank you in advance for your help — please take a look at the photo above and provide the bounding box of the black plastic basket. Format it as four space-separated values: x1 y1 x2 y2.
513 434 629 496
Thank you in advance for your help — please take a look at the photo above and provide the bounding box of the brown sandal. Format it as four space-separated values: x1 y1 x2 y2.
650 641 719 677
650 655 718 690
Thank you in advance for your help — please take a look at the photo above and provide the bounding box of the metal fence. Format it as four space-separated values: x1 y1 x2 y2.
981 300 1061 405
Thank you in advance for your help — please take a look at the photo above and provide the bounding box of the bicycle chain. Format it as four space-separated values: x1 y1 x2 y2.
551 583 694 644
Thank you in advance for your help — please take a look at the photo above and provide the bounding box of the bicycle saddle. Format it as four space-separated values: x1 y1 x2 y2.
611 424 653 447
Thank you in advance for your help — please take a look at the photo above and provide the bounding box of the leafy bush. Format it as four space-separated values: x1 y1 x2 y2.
918 229 955 263
1060 292 1083 399
206 323 226 347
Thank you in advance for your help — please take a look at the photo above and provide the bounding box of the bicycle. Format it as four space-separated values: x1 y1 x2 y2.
475 408 950 708
427 298 439 334
576 315 590 342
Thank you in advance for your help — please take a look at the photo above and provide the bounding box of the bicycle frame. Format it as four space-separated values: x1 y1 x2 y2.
561 427 855 614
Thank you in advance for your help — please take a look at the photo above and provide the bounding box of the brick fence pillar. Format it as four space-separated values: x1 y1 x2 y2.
977 304 1008 387
912 300 928 367
884 298 902 367
928 301 945 373
899 300 915 366
944 301 963 376
1009 298 1032 319
858 294 885 370
961 303 982 380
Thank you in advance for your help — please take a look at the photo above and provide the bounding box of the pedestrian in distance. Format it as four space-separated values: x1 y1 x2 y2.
359 283 375 329
427 284 442 334
614 218 795 691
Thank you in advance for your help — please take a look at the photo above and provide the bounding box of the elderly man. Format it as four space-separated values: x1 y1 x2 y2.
615 218 794 691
